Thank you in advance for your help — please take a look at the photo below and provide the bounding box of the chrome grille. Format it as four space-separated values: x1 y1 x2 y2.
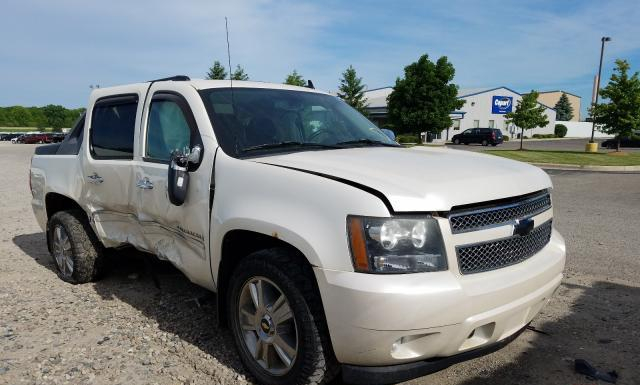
449 191 551 233
456 220 552 274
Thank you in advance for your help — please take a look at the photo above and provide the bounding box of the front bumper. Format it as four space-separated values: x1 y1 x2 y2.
342 323 527 385
313 229 565 367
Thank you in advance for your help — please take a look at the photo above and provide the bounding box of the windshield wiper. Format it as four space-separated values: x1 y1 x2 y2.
336 139 401 147
241 141 341 153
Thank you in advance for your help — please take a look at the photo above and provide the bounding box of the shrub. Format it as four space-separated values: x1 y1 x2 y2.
554 124 568 138
503 135 510 141
396 134 420 144
532 133 556 139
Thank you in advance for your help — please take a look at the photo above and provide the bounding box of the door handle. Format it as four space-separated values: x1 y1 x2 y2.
136 178 154 190
87 173 103 184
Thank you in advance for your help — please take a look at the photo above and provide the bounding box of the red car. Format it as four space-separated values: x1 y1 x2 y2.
22 134 51 144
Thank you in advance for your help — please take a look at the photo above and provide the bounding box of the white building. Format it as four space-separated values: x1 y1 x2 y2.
364 86 557 142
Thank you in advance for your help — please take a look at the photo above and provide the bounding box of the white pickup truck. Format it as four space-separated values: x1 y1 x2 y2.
30 76 565 385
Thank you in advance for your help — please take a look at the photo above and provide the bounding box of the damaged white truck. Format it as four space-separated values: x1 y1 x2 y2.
30 76 566 385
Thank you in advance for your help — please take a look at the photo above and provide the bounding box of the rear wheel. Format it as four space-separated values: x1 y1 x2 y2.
48 210 104 284
228 249 338 385
453 138 460 145
482 139 489 146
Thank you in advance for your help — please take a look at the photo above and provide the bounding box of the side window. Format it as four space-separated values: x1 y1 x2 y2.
146 100 191 161
90 95 138 159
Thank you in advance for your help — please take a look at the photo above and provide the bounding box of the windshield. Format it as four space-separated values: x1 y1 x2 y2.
199 88 398 157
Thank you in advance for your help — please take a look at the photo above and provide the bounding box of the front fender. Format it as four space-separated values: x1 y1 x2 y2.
209 151 391 283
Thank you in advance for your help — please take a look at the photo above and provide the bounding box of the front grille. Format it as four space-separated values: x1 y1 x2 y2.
456 220 552 274
449 191 551 233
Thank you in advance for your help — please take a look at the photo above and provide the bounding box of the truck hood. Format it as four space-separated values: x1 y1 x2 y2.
253 146 551 212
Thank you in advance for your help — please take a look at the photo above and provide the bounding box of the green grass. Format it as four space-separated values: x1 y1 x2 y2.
0 127 55 133
485 149 640 166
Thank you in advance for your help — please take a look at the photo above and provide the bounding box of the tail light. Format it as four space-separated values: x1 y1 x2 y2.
491 131 496 139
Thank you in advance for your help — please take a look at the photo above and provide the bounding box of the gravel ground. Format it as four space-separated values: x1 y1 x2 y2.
1 142 639 385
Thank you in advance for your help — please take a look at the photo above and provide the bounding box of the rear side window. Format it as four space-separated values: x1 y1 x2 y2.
146 100 191 161
90 95 138 159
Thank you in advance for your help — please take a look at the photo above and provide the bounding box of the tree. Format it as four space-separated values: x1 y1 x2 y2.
387 54 464 136
505 91 549 150
42 104 67 131
206 60 227 80
337 65 368 115
590 59 640 151
231 65 249 81
554 124 568 138
554 92 574 121
284 70 305 86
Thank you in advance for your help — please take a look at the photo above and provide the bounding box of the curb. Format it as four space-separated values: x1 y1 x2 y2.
531 162 640 173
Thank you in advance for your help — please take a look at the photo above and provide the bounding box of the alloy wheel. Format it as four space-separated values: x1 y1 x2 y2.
52 225 73 278
237 276 298 376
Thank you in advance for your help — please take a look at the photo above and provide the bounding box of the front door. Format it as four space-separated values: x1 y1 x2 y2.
132 88 213 287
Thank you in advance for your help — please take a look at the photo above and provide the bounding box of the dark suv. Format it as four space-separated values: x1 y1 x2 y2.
451 128 503 146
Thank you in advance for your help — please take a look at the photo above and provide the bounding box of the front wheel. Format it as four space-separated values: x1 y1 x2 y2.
482 139 489 146
228 249 337 385
453 138 460 145
491 143 498 147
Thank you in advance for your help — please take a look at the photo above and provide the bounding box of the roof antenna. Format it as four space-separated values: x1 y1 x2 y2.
225 17 233 88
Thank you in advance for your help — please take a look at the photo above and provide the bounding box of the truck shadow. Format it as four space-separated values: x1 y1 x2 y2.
12 232 246 377
13 232 640 385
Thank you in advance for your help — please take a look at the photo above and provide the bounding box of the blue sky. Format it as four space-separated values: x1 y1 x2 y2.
2 0 640 119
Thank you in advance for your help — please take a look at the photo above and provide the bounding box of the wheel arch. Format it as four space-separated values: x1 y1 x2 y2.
215 229 318 328
44 193 88 253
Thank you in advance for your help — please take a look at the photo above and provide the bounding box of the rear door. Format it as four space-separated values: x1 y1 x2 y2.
80 92 142 247
132 84 214 287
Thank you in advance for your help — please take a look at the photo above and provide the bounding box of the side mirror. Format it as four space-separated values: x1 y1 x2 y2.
168 150 189 206
381 128 396 141
167 145 202 206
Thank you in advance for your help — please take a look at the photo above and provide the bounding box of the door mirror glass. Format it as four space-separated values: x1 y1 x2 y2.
186 145 202 165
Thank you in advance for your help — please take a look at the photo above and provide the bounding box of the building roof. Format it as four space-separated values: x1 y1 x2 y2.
363 85 556 111
533 90 582 99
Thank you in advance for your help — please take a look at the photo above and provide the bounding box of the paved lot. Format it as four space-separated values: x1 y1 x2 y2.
1 142 639 385
445 138 640 152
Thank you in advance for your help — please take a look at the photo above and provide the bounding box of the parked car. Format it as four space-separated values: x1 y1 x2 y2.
22 133 51 144
50 133 66 143
30 77 565 385
601 136 640 149
11 135 25 144
451 128 503 146
0 133 21 141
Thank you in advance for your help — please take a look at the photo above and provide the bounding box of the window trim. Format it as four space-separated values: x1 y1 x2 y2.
89 93 139 160
142 91 204 170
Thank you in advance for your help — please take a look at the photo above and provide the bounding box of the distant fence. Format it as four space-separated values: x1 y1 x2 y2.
557 121 612 138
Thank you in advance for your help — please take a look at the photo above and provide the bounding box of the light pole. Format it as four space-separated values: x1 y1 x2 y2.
590 36 611 143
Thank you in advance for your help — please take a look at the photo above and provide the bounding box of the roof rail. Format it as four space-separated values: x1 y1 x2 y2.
147 75 190 82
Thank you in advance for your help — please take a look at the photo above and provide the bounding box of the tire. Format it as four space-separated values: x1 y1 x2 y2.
228 248 338 385
453 138 460 145
482 139 489 146
491 143 498 147
47 210 104 284
463 142 469 145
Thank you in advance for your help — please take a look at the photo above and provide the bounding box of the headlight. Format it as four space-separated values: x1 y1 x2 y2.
347 216 447 274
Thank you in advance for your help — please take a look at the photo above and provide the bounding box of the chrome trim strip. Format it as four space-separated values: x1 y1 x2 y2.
449 190 551 234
